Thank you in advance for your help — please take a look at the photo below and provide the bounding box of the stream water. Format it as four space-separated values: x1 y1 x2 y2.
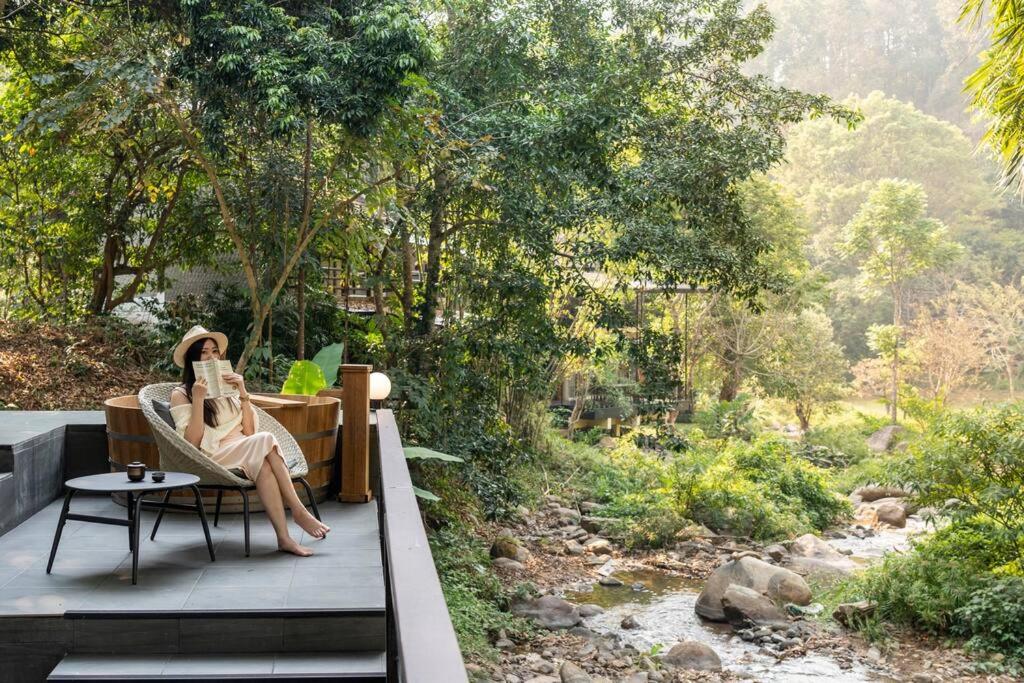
560 516 929 681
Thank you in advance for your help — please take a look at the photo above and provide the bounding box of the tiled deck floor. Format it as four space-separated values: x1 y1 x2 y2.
0 494 383 616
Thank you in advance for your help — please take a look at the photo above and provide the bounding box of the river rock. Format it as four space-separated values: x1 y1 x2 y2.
721 585 789 627
621 614 640 629
581 516 616 534
490 534 521 560
510 595 583 629
661 641 722 671
493 557 525 570
851 485 910 503
867 425 903 452
585 538 613 555
786 534 857 577
559 662 592 683
599 575 623 587
764 544 788 562
695 556 812 622
833 600 876 627
578 603 604 618
556 507 582 523
564 540 586 556
580 501 602 513
874 501 907 528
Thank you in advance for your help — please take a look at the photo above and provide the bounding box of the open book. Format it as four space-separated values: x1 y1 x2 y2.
191 360 240 399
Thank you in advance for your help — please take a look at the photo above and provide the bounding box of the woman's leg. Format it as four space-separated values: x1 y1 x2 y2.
254 461 312 556
266 448 330 537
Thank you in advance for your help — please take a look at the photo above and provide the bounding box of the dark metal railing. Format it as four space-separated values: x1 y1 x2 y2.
374 409 467 683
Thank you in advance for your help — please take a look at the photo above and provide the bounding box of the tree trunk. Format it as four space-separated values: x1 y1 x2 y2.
296 264 305 361
795 403 811 432
718 353 742 402
416 166 448 339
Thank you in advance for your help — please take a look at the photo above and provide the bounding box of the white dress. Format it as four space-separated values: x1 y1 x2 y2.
169 394 281 481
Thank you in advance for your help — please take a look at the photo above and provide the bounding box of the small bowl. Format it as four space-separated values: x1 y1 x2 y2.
150 471 166 483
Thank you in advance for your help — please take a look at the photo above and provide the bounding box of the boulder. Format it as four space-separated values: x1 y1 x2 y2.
578 603 604 618
563 540 586 556
695 556 812 622
833 600 876 627
580 501 602 513
867 425 903 453
584 538 613 555
621 614 641 629
510 595 583 630
490 534 521 560
598 575 623 587
720 585 789 627
674 523 716 541
661 641 722 671
874 501 907 528
787 534 857 573
851 485 910 503
764 544 788 562
784 556 853 582
559 662 592 683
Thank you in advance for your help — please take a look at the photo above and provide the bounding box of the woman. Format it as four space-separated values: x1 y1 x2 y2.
168 325 330 557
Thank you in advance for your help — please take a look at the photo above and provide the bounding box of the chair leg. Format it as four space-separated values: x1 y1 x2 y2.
241 487 251 558
214 490 224 527
150 490 172 541
296 477 321 522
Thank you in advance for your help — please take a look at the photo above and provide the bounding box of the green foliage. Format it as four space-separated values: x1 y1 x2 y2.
428 526 533 661
954 576 1024 670
899 404 1024 568
802 422 872 467
695 394 759 440
571 432 847 545
573 427 606 447
845 523 1019 635
311 343 345 388
280 360 326 395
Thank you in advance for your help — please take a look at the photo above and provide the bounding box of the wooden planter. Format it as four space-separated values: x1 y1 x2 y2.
105 393 338 514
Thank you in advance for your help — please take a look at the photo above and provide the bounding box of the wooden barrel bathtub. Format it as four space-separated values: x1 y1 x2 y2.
103 394 337 513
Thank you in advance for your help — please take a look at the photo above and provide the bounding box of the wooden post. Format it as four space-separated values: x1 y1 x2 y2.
339 364 373 503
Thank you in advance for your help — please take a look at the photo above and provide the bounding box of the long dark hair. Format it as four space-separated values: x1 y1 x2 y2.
181 338 220 428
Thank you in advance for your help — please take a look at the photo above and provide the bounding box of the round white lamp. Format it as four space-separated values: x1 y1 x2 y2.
369 372 392 403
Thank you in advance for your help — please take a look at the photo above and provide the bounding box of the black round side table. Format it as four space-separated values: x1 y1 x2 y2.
46 472 215 585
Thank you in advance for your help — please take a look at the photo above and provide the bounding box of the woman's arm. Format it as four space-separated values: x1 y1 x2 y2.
170 384 206 449
223 372 255 436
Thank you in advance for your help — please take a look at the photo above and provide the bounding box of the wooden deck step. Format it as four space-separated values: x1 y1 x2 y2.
48 651 386 680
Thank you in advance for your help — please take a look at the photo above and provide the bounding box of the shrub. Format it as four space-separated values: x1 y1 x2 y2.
955 576 1024 669
802 422 872 466
429 527 533 661
569 432 848 545
695 394 759 440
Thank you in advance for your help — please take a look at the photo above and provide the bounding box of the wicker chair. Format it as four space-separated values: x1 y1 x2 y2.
138 383 321 556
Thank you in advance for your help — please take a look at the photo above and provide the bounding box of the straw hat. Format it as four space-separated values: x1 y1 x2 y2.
173 325 229 368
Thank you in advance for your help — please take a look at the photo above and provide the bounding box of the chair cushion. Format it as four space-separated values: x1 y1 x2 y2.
152 400 175 429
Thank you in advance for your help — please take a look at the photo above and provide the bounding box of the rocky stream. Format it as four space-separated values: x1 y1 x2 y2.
466 486 1015 683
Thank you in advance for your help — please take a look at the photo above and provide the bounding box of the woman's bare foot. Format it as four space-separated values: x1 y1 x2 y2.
294 509 330 539
278 537 314 557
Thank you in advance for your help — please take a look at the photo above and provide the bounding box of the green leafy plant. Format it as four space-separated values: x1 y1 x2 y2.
404 446 465 502
311 343 345 388
281 360 327 395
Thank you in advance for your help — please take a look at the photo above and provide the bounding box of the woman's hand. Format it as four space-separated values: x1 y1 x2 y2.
221 372 247 398
193 377 209 402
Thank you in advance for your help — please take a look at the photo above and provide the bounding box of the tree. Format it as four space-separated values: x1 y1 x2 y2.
905 301 987 403
958 280 1024 396
760 307 848 430
843 179 961 422
15 2 433 370
962 0 1024 190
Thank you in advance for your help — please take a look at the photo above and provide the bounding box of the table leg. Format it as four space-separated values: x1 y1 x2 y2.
46 489 75 574
131 494 143 585
214 490 224 527
150 490 172 541
191 485 216 562
242 488 251 558
126 491 135 552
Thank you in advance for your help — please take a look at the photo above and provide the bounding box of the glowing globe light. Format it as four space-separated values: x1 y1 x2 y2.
369 372 392 401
